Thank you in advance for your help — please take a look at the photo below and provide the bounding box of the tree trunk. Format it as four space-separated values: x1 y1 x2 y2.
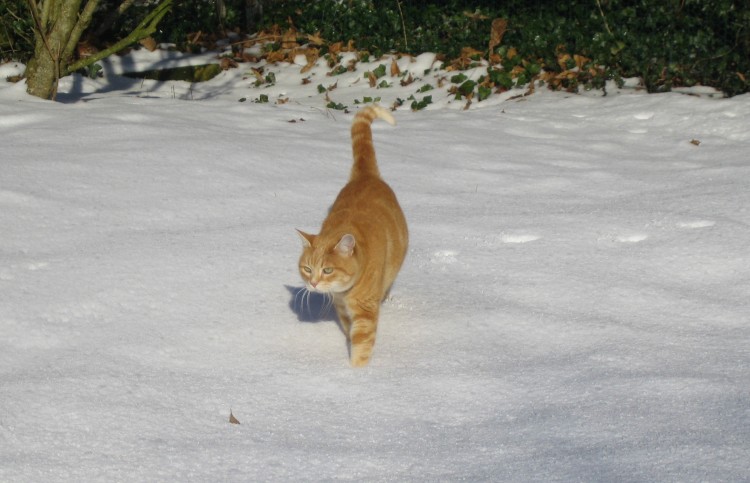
25 0 171 101
25 0 97 100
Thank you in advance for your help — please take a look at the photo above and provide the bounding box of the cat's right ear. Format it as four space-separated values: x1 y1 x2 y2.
296 229 315 248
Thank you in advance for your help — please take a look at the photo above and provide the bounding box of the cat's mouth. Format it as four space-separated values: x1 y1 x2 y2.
306 283 331 294
306 282 350 295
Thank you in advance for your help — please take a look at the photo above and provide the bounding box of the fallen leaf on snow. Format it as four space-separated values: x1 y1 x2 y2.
229 410 240 425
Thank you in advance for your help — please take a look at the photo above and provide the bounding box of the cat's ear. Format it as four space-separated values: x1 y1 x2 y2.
334 234 355 257
296 229 315 248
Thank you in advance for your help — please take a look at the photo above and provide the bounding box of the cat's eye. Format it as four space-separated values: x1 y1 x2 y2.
322 267 334 274
302 266 312 273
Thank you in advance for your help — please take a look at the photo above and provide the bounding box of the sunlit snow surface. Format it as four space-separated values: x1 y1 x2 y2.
1 51 749 480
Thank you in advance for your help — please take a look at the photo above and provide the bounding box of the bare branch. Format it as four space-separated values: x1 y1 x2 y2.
63 0 101 63
65 0 173 74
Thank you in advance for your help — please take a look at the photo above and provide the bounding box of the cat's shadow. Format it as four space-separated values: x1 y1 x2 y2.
285 285 339 324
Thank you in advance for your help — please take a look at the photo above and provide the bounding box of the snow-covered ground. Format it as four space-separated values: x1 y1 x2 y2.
1 49 749 481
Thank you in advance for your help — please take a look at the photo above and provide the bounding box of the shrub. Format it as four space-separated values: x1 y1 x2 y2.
5 0 749 96
261 0 750 96
0 0 34 63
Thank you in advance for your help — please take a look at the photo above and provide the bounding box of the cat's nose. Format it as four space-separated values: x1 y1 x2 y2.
311 280 319 288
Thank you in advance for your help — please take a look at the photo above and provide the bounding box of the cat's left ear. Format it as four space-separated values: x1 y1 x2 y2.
296 229 315 248
334 234 355 257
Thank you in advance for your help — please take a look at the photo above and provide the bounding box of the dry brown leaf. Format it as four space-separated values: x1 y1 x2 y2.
511 65 526 77
464 10 489 20
266 50 286 63
76 40 98 58
690 139 701 146
249 67 264 82
300 48 320 73
307 31 325 46
229 410 240 425
139 37 158 52
239 50 259 62
282 27 298 50
400 73 414 86
488 18 507 54
558 70 577 80
367 71 377 88
390 58 401 77
450 47 485 70
525 80 536 96
461 47 484 58
220 57 238 70
574 54 590 70
328 42 343 56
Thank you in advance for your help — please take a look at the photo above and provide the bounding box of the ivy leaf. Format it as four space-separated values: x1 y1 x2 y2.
410 95 432 111
478 85 492 101
372 64 387 79
458 80 477 96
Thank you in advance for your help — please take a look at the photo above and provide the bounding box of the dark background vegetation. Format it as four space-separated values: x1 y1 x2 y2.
2 0 749 95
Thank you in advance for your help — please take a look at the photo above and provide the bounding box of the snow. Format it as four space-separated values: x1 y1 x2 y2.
1 48 749 481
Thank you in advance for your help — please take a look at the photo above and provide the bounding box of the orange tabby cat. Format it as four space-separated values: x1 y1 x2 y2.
297 105 408 367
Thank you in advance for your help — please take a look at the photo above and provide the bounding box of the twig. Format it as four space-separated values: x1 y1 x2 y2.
396 0 408 51
595 0 612 35
64 0 102 65
66 0 173 74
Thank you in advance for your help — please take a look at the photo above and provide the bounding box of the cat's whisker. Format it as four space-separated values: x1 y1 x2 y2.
319 292 334 317
294 286 313 317
294 286 305 310
304 288 312 316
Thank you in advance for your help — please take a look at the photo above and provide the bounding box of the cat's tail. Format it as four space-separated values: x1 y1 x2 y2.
350 105 396 180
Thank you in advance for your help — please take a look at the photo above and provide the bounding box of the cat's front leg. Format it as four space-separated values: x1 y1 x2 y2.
348 301 379 367
333 295 352 339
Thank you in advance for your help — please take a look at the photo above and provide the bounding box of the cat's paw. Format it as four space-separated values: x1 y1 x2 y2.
350 344 373 367
350 355 371 368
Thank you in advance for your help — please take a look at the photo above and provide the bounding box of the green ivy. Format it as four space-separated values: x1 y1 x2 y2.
0 0 34 62
6 0 748 96
264 0 750 96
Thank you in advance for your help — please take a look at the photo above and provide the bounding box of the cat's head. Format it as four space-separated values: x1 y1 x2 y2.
297 230 359 294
